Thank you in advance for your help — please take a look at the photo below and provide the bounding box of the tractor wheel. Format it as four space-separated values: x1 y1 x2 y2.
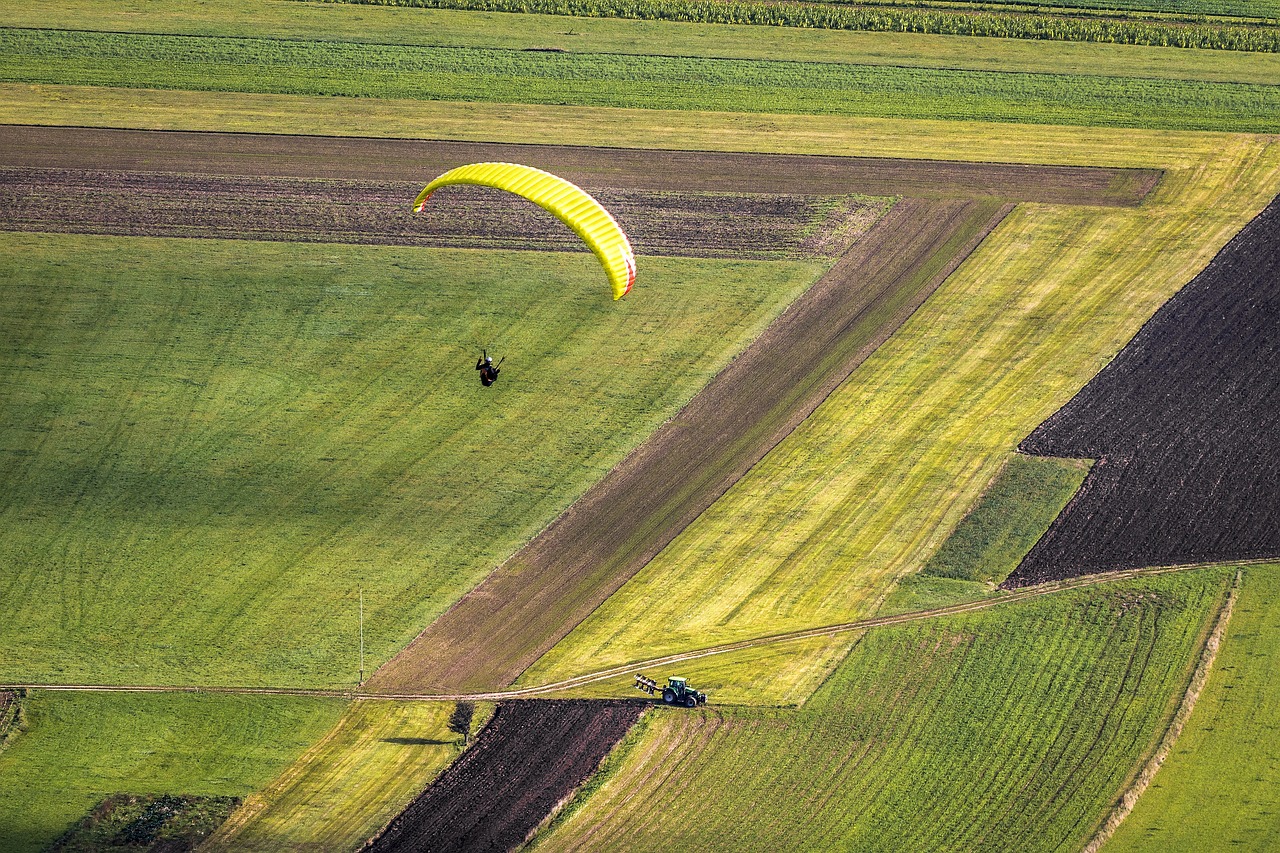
663 689 677 704
684 694 697 708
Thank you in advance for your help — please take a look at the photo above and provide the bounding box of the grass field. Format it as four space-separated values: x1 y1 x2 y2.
519 129 1280 690
8 0 1280 85
205 699 483 851
534 570 1231 850
0 234 824 687
0 691 345 853
922 454 1091 583
1107 563 1280 850
3 27 1279 132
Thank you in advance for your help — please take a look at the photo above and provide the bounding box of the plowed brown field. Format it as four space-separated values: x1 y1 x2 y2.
0 167 881 259
364 700 644 853
1005 193 1280 586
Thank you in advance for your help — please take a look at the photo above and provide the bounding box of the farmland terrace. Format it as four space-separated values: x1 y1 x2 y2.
1005 191 1280 585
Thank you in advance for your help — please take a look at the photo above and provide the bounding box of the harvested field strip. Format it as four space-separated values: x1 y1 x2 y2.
523 134 1280 689
203 700 468 852
366 196 1012 693
0 691 346 853
0 126 1160 208
1007 191 1280 585
0 233 823 688
367 700 644 853
1107 563 1280 850
9 0 1280 86
3 29 1280 132
535 571 1230 851
0 166 886 259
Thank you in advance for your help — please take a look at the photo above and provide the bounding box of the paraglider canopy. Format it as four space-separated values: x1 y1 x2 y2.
414 162 635 300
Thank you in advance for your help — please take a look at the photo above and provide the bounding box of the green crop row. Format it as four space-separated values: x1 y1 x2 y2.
3 29 1279 132
324 0 1280 50
535 571 1231 851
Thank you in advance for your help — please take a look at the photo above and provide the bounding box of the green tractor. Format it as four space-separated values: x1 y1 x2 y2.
635 674 707 707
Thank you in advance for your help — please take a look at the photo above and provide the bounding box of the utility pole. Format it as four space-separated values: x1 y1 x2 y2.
359 585 365 688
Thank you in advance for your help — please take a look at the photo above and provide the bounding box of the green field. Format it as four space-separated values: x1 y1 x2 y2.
535 570 1231 850
0 691 345 853
0 234 823 687
9 0 1280 85
922 454 1091 583
1108 563 1280 850
3 27 1279 132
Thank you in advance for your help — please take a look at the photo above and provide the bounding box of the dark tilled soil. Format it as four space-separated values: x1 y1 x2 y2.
369 197 1014 693
0 126 1159 207
0 167 880 259
1004 193 1280 587
365 700 645 853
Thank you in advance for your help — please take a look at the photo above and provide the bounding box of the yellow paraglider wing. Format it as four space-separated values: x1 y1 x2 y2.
414 162 635 300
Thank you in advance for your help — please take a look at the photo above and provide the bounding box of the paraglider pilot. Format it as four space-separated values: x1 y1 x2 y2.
476 351 502 387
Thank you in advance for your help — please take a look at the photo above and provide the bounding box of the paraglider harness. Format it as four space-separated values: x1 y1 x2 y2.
476 351 503 387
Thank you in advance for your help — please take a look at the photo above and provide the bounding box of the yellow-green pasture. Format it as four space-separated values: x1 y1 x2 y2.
520 127 1280 692
205 699 486 851
9 0 1280 85
1108 562 1280 851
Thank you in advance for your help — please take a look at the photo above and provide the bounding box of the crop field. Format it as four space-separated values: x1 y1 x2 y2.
1007 192 1280 585
0 168 883 259
1108 563 1280 850
0 691 345 853
535 571 1231 851
3 27 1280 132
4 0 1280 847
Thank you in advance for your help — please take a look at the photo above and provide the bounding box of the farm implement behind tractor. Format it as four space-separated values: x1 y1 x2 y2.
635 674 707 707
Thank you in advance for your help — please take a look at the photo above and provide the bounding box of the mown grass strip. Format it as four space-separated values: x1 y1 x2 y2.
0 691 346 853
328 0 1280 50
535 571 1231 851
2 29 1279 131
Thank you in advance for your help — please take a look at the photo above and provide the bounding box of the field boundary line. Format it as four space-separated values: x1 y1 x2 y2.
8 560 1268 702
1080 567 1242 853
